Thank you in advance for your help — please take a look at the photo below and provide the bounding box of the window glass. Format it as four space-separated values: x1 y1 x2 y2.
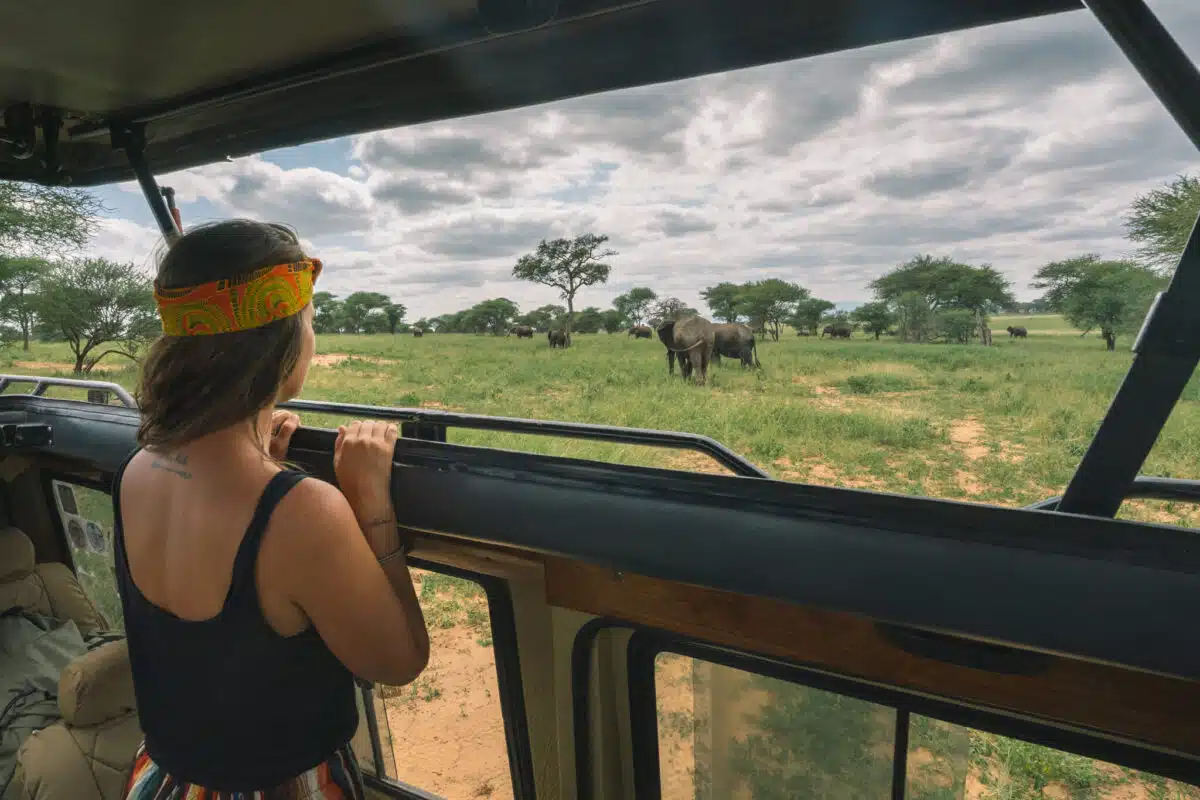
373 568 514 799
49 480 122 631
654 652 895 798
906 716 1200 800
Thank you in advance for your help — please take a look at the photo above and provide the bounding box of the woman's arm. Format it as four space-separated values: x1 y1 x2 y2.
273 421 430 686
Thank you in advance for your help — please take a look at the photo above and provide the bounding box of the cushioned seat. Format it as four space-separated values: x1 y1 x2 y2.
0 527 142 800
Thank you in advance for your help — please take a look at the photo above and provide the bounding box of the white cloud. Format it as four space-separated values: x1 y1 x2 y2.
95 4 1200 318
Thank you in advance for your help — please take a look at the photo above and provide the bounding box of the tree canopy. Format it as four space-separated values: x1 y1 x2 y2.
850 302 895 340
1032 255 1166 350
869 255 1013 316
1124 173 1200 272
0 182 104 255
34 258 157 373
612 287 657 326
789 298 835 336
512 233 616 338
701 282 743 323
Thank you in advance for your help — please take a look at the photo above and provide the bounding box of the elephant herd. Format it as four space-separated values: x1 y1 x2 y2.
655 316 760 385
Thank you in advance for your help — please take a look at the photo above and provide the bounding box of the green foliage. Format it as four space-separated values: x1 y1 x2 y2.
312 290 344 333
934 308 978 344
573 306 605 334
1124 173 1200 271
33 257 156 373
516 304 566 332
896 291 935 342
0 181 104 254
384 303 406 334
735 279 808 341
790 298 836 336
728 675 892 799
1032 255 1166 350
701 282 743 323
512 233 616 334
613 287 657 325
840 373 917 394
0 256 50 350
870 255 1015 317
600 309 624 334
850 301 895 339
341 291 393 334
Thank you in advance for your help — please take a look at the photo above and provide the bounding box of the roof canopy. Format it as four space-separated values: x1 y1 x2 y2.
0 0 1081 186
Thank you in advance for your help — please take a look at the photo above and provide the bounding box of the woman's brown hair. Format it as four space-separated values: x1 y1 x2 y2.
136 219 308 453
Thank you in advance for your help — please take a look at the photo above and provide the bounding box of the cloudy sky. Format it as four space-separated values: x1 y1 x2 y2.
88 2 1200 321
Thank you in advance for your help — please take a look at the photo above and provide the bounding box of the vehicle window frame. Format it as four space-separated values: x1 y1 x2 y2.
623 629 1200 798
346 554 539 800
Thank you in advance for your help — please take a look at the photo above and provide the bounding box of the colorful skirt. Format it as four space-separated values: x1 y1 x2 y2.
124 741 367 799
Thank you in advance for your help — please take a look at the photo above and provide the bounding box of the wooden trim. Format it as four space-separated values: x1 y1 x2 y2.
544 557 1200 757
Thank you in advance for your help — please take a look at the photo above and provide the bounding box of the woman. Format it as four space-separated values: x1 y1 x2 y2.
113 219 430 799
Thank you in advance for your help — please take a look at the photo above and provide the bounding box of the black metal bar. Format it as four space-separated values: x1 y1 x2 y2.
1057 0 1200 517
892 710 909 800
570 618 633 800
14 395 1200 679
1082 0 1200 150
281 398 769 478
1031 476 1200 512
112 125 181 240
1058 217 1200 517
361 684 387 776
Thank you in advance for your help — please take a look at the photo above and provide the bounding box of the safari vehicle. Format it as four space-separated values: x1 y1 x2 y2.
1 0 1199 798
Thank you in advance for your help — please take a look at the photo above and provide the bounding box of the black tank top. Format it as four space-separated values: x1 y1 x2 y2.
112 449 359 791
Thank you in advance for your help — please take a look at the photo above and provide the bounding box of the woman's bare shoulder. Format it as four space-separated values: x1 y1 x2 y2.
271 475 360 545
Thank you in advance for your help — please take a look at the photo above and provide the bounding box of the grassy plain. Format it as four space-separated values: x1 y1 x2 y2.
10 315 1200 798
12 313 1200 522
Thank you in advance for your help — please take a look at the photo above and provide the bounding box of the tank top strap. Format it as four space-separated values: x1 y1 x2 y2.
226 469 308 611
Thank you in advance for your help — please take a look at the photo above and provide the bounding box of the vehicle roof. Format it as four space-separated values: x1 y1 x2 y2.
1 0 1081 186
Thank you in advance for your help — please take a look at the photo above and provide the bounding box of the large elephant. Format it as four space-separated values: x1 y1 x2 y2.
657 315 715 385
712 322 760 368
548 329 570 348
628 325 653 339
511 325 534 339
821 323 852 339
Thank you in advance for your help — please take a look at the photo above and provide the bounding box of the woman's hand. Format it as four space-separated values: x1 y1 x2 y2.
269 410 301 461
333 420 400 541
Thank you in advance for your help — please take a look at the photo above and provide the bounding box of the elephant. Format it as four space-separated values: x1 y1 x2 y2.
412 329 424 337
821 323 852 339
712 322 760 368
628 325 653 339
512 325 534 339
548 329 570 348
1006 326 1028 338
657 315 715 385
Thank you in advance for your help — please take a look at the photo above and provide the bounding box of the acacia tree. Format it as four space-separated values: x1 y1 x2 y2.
650 297 697 325
850 302 895 339
312 291 344 333
613 287 657 326
870 255 1012 343
1032 255 1165 350
512 233 616 341
35 258 157 373
0 182 104 255
341 291 392 333
737 279 807 341
0 256 50 349
701 282 743 323
1124 174 1200 272
789 298 835 335
384 303 406 334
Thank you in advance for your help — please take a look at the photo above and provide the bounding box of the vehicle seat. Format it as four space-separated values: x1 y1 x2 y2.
0 527 141 800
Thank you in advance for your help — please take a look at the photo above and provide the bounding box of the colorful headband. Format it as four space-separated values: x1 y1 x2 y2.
154 258 321 336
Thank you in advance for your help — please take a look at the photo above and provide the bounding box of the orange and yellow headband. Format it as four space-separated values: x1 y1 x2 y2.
154 258 322 337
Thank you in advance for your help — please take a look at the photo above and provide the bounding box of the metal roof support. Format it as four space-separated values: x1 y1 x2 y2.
111 124 182 242
1057 0 1200 517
